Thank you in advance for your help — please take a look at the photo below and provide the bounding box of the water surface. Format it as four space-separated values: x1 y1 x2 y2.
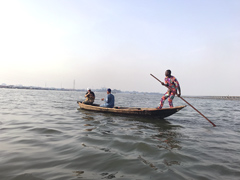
0 89 239 180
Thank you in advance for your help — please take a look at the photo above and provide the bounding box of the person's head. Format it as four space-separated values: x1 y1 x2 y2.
107 88 111 94
87 87 91 92
165 70 171 77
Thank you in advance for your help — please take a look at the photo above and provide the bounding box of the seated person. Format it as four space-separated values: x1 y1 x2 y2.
100 88 114 108
83 88 95 105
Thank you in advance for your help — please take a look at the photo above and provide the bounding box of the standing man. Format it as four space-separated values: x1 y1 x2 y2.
100 88 115 108
83 88 95 105
157 70 181 109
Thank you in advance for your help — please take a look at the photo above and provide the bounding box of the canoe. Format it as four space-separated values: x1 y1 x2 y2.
77 101 186 118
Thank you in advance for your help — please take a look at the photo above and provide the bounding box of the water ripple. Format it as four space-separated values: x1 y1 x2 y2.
0 89 240 180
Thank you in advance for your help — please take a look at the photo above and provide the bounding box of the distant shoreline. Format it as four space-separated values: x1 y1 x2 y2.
183 95 240 100
1 86 239 100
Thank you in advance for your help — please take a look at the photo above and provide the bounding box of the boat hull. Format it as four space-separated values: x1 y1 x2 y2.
77 102 186 119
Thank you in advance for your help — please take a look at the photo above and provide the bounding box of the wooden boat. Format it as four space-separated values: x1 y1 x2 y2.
77 101 186 118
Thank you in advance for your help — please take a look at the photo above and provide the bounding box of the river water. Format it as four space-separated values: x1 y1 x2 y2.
0 89 239 180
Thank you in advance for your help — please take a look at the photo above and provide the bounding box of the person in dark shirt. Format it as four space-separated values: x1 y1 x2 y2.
83 88 95 105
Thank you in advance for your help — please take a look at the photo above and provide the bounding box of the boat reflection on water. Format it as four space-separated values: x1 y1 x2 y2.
132 116 183 151
79 109 183 172
80 109 183 149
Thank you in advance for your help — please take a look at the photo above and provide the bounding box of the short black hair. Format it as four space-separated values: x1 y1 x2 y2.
166 69 171 75
107 88 111 92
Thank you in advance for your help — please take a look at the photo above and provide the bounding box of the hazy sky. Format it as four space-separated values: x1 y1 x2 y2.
0 0 239 96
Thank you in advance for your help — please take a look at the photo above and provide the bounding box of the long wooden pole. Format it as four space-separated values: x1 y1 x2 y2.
150 74 216 127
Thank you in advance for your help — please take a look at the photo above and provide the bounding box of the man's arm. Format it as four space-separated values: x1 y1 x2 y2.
161 78 169 88
174 78 181 97
177 86 181 97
